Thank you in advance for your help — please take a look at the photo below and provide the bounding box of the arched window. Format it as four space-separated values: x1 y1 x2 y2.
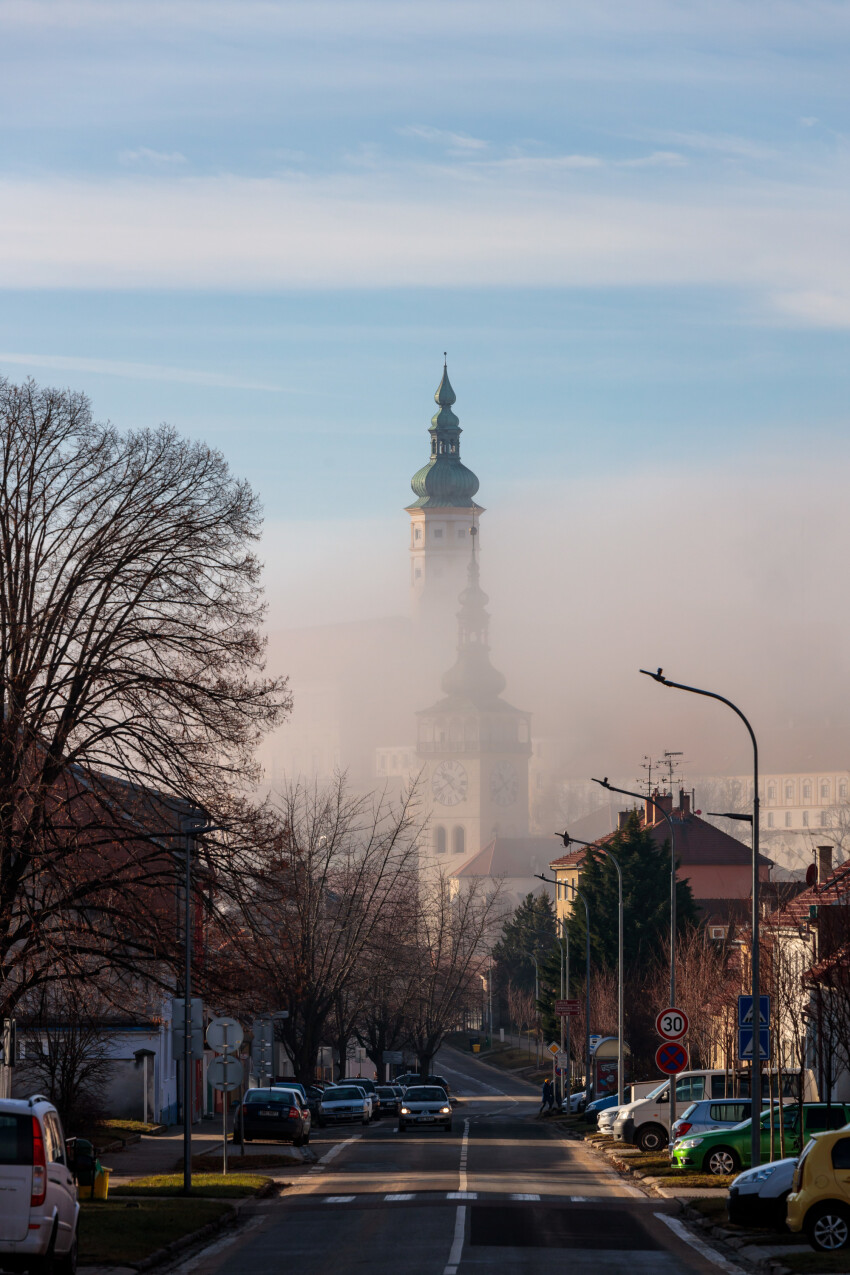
821 782 831 801
803 782 812 801
453 826 465 856
785 782 794 801
767 784 776 801
435 826 447 854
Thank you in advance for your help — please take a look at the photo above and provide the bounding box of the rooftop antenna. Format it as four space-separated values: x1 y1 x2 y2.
637 755 654 797
661 750 685 794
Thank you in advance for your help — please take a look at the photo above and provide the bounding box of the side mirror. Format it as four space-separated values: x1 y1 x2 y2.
659 1090 669 1103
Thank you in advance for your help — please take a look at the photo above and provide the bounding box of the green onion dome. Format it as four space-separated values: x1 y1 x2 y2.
408 361 481 509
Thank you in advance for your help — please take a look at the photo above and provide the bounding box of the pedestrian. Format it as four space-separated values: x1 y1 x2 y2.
539 1077 553 1117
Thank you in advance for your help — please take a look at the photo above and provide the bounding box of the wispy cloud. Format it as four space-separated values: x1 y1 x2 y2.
771 290 850 328
637 130 777 160
398 124 489 151
619 150 687 169
118 147 187 165
0 351 285 391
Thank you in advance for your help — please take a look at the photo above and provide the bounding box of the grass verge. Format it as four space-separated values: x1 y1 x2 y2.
179 1154 296 1173
79 1199 231 1264
687 1197 728 1221
112 1172 270 1198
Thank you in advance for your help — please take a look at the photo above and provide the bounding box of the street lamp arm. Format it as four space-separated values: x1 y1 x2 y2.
639 669 758 763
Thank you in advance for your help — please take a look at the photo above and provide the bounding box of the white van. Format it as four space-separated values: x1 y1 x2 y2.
0 1095 79 1275
612 1071 746 1152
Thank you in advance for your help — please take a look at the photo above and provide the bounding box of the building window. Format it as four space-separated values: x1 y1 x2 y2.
434 826 447 854
821 782 831 801
767 784 776 801
803 811 809 827
414 527 422 541
785 812 792 828
453 826 465 856
434 528 443 539
820 810 828 827
841 781 848 800
803 782 812 801
767 813 774 828
415 567 422 578
457 528 466 539
785 782 794 801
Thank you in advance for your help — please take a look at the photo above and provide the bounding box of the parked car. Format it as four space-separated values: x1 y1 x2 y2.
376 1085 403 1117
563 1089 587 1114
614 1070 768 1153
0 1095 79 1275
673 1103 850 1175
788 1126 850 1251
272 1080 307 1101
324 1083 374 1120
236 1088 311 1146
670 1098 768 1147
304 1085 325 1122
317 1085 372 1127
399 1086 453 1132
727 1157 797 1230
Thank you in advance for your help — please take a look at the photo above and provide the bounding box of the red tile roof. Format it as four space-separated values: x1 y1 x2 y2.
548 809 772 873
767 859 850 927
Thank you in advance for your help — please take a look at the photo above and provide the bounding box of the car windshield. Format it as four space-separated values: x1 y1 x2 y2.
327 1088 363 1101
246 1091 294 1106
406 1087 447 1101
644 1082 668 1101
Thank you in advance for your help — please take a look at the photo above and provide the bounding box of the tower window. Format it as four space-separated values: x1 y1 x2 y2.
453 827 465 856
414 527 422 541
434 528 443 539
435 826 447 854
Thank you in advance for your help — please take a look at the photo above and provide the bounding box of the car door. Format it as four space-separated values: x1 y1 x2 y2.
43 1113 76 1245
830 1134 850 1204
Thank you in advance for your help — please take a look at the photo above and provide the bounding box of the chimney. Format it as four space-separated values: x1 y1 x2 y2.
678 787 691 818
817 845 833 885
646 790 673 826
617 810 630 831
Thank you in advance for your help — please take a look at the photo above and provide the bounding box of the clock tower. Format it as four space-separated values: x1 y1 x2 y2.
416 526 531 872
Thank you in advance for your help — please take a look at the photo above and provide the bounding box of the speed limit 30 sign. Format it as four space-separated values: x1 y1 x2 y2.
656 1007 689 1040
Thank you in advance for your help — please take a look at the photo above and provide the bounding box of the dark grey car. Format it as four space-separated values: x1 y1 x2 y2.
236 1088 311 1146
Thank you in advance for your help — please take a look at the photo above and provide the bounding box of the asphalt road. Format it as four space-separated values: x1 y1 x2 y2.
172 1050 740 1275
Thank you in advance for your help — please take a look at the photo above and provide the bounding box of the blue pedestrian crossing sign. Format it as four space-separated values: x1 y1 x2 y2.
738 995 770 1027
738 1026 771 1061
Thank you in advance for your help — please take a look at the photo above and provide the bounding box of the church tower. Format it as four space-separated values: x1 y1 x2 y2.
407 360 484 616
416 528 531 873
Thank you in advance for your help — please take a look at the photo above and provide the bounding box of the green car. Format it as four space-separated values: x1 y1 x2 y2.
673 1103 850 1176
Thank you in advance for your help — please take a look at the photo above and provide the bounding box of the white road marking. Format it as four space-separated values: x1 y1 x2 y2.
654 1213 748 1274
385 1193 415 1201
324 1195 356 1203
570 1195 590 1202
459 1117 470 1192
317 1135 361 1165
442 1204 466 1275
511 1193 540 1200
447 1191 477 1199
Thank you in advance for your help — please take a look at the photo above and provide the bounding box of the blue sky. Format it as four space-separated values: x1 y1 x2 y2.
4 1 850 773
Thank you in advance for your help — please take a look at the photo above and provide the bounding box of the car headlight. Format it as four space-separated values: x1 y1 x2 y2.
749 1166 778 1182
441 1106 451 1114
400 1107 410 1115
678 1138 703 1149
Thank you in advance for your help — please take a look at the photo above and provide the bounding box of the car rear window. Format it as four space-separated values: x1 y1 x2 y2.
679 1103 698 1120
0 1114 32 1165
406 1087 446 1101
327 1088 362 1100
246 1091 294 1106
710 1103 750 1122
377 1087 396 1098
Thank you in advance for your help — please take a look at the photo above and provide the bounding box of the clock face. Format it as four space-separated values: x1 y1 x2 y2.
490 760 518 807
432 760 468 806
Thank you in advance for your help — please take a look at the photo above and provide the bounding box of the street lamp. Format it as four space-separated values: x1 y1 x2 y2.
592 777 679 1133
640 666 762 1166
557 832 624 1106
523 949 542 1063
536 872 592 1105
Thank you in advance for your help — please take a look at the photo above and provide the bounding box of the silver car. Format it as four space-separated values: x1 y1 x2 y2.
670 1099 772 1151
727 1157 797 1230
317 1085 371 1126
399 1085 452 1132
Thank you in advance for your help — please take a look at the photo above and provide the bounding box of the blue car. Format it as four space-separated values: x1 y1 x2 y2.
583 1093 619 1123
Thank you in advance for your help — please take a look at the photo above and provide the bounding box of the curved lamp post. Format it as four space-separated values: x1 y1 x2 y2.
592 777 679 1133
557 832 624 1106
640 666 762 1166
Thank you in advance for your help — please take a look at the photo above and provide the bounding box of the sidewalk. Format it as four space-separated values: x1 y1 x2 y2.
103 1121 311 1185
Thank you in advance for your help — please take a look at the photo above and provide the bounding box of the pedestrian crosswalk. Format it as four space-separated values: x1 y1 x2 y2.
320 1192 604 1205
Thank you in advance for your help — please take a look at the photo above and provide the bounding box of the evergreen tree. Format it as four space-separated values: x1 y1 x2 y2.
492 892 557 997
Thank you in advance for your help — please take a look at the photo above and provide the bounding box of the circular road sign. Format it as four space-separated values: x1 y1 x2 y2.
656 1007 689 1041
207 1054 242 1092
655 1041 688 1076
206 1017 243 1053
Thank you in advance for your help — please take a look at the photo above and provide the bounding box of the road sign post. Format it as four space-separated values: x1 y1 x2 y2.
206 1018 243 1175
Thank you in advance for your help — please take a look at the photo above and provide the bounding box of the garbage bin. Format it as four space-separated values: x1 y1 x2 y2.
66 1138 98 1198
93 1167 111 1201
472 1043 480 1053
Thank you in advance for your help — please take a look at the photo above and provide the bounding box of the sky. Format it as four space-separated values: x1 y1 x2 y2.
2 1 850 779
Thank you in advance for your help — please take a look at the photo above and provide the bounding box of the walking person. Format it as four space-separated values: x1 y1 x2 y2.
539 1077 553 1117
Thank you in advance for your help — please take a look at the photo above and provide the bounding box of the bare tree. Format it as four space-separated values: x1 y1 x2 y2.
17 984 116 1131
405 871 506 1076
0 378 290 1018
222 775 422 1083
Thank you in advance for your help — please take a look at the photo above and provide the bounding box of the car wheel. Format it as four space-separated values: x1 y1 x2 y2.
636 1125 667 1153
807 1202 850 1251
703 1147 740 1176
56 1228 78 1275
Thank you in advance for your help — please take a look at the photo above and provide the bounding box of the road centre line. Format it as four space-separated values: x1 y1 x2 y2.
511 1193 540 1200
443 1204 466 1275
384 1193 414 1201
324 1196 356 1203
654 1213 748 1274
315 1134 361 1167
447 1192 476 1199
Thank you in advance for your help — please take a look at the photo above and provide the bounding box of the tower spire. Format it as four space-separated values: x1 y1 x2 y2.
408 358 479 509
440 521 507 705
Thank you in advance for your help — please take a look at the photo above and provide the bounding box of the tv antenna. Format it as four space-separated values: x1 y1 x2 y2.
661 750 685 793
